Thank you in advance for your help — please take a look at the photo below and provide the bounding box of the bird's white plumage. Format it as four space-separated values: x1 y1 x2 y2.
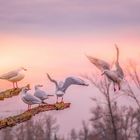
47 73 88 102
21 87 42 106
57 76 88 93
87 45 124 91
55 90 64 97
0 67 27 88
34 85 48 101
103 70 122 83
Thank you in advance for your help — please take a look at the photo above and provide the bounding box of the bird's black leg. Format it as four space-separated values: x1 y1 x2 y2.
28 105 30 111
118 83 121 90
61 97 64 103
113 82 116 92
56 96 59 103
16 82 18 88
13 82 15 89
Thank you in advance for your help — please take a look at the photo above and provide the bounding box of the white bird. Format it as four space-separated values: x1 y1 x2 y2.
47 73 89 103
21 87 42 110
101 69 122 91
87 45 124 91
0 67 27 88
34 84 54 103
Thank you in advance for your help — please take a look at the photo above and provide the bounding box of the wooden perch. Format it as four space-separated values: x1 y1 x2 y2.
0 102 70 129
0 84 30 101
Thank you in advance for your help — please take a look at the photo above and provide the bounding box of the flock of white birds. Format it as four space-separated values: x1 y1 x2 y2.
0 45 124 110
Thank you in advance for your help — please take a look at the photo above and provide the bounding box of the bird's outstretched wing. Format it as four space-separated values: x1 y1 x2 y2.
46 73 58 87
86 55 110 72
114 44 124 79
115 44 119 63
0 70 18 79
62 77 88 92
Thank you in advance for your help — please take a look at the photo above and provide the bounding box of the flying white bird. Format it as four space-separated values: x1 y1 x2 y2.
21 87 42 110
34 84 54 103
87 45 124 91
0 67 27 88
101 69 122 91
47 73 89 103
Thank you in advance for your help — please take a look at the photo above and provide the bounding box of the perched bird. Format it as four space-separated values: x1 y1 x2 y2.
47 73 88 103
21 87 42 110
34 84 54 103
0 67 27 88
87 45 124 91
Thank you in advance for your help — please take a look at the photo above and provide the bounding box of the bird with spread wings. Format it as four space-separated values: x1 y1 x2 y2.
87 45 124 91
47 73 88 103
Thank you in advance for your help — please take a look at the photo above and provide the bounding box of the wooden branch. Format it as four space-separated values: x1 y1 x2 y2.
0 84 30 101
0 102 70 129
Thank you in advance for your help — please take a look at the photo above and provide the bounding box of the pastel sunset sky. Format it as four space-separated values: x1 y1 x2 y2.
0 0 140 135
0 0 140 80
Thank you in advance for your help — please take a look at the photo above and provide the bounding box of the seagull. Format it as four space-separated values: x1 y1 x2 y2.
34 84 54 103
21 87 42 110
47 73 89 103
101 69 122 91
87 45 124 91
0 67 27 88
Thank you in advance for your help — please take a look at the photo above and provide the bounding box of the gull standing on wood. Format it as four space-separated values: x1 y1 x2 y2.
87 45 124 91
21 87 42 110
0 67 27 88
47 73 89 103
34 84 54 103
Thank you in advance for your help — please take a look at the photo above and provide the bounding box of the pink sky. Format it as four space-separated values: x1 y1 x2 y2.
0 30 140 88
0 0 140 136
